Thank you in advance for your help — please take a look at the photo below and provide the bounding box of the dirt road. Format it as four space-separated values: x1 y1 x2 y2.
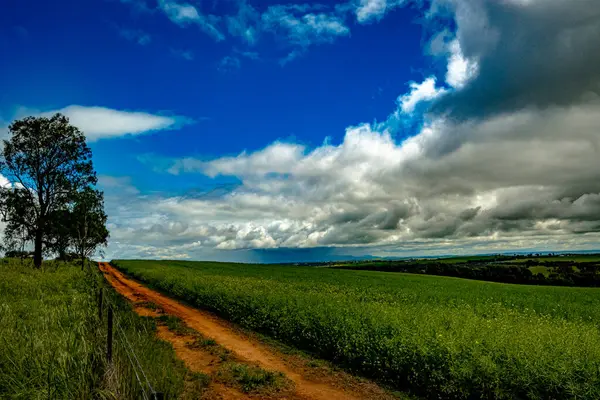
99 262 397 400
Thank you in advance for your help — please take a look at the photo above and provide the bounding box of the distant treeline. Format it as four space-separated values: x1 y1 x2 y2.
334 260 600 287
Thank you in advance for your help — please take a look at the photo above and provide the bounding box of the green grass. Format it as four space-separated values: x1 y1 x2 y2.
215 362 291 394
334 255 502 267
185 330 232 362
0 259 104 399
155 314 197 336
103 288 209 399
527 266 551 277
510 255 600 263
0 259 208 399
114 259 600 399
416 255 506 264
425 254 600 264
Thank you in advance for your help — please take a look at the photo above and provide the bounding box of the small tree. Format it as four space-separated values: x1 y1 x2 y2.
0 114 97 268
71 188 109 270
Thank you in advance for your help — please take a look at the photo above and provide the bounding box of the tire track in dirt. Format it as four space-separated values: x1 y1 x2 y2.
99 262 395 400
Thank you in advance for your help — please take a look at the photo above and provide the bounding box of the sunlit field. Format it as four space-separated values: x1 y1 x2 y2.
114 259 600 399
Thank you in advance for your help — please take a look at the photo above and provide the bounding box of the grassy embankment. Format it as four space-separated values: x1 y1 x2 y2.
0 259 207 399
114 259 600 399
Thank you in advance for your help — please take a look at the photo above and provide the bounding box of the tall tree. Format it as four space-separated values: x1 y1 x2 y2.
71 188 109 269
0 114 97 268
44 208 73 260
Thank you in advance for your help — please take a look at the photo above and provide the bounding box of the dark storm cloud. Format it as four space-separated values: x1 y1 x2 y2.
430 0 600 119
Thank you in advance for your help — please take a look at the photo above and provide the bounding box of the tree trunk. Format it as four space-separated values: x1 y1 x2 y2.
81 257 85 271
33 230 43 269
58 248 66 261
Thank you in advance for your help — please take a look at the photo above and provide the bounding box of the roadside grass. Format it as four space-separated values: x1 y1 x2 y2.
155 314 232 362
0 258 104 399
187 335 231 362
102 283 210 399
156 314 197 336
137 300 162 312
154 314 231 361
215 362 292 394
114 259 600 399
0 258 208 399
152 313 291 393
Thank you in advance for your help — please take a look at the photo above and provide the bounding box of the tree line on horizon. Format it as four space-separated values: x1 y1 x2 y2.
335 259 600 287
0 114 108 268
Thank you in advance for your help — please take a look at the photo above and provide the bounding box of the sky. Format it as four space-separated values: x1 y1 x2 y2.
2 0 600 262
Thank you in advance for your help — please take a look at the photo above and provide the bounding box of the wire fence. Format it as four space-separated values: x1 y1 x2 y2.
98 287 166 400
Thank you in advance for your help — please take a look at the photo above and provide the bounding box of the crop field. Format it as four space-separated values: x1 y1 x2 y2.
509 255 600 263
114 259 600 399
427 254 600 263
0 259 202 399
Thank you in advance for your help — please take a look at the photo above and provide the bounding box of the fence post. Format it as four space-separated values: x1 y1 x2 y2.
98 289 103 320
107 306 113 362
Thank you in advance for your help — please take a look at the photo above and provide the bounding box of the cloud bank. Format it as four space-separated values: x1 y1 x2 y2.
103 0 600 260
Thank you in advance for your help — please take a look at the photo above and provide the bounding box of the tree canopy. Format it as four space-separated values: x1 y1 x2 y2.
0 113 108 267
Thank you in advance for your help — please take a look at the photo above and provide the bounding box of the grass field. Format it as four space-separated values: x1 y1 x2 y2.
527 266 551 276
114 259 600 399
0 259 205 399
333 255 506 266
510 255 600 263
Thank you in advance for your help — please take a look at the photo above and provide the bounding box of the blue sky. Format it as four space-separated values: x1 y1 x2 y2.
2 0 422 169
2 0 600 262
1 0 429 194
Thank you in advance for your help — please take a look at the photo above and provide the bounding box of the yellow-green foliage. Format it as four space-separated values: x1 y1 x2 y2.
527 266 550 276
115 259 600 399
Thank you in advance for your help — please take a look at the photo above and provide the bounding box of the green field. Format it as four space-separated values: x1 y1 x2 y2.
334 255 506 267
527 265 551 277
0 259 204 399
114 259 600 399
509 255 600 263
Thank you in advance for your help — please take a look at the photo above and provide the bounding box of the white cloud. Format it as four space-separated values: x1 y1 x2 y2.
159 0 200 23
157 0 224 41
301 13 349 36
445 40 478 89
98 175 140 195
119 0 352 65
261 5 350 63
355 0 404 24
356 0 388 23
110 99 600 258
226 1 260 45
0 174 10 188
262 6 350 46
46 106 186 141
398 77 447 114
